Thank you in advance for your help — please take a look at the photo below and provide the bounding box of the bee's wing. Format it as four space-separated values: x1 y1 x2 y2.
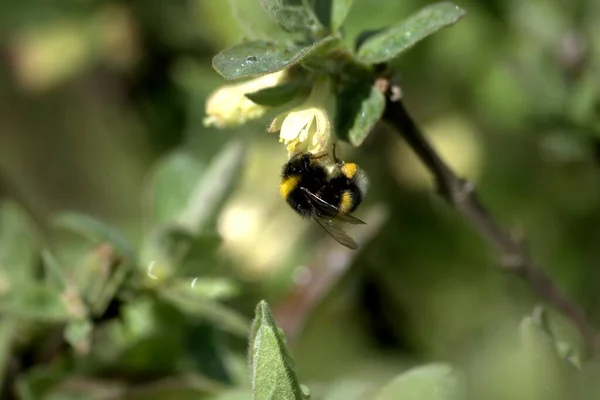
300 187 366 225
312 215 359 250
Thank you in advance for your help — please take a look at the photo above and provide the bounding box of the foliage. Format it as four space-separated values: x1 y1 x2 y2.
1 0 600 399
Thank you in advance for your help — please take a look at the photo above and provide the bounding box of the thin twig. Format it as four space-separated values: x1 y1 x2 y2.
380 79 599 354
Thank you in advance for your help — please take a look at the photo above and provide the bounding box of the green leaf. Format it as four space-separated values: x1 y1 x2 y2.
0 200 40 285
258 0 318 33
143 151 205 227
373 363 465 400
520 316 562 366
176 141 247 233
160 288 250 337
519 316 571 399
357 2 466 64
0 284 71 322
42 250 68 290
335 80 385 146
245 81 306 107
249 300 306 400
213 36 338 80
308 0 354 30
74 245 130 317
64 318 93 354
52 213 136 262
139 225 223 282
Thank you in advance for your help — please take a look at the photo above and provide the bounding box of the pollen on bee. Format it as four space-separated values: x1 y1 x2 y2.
341 163 357 179
280 176 299 199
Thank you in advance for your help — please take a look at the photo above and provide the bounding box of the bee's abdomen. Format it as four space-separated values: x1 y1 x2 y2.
321 177 363 214
343 186 363 213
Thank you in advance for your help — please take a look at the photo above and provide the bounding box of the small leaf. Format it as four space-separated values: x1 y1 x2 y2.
52 213 136 262
520 316 562 366
258 0 318 33
64 318 93 355
245 81 305 107
519 316 571 399
0 284 71 322
357 2 466 64
308 0 354 30
249 300 306 400
213 36 338 80
176 141 247 234
143 151 205 227
335 80 385 146
373 363 465 400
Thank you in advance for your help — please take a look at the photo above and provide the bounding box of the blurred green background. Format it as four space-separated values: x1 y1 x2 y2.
1 0 600 399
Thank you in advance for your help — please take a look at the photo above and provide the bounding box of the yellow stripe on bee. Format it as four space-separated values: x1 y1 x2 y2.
341 163 357 179
280 176 299 199
339 191 353 213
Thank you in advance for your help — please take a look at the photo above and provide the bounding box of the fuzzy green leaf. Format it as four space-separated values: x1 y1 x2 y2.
357 2 466 64
309 0 354 30
335 81 385 146
249 300 306 400
258 0 318 33
213 37 338 80
52 213 136 262
373 363 465 400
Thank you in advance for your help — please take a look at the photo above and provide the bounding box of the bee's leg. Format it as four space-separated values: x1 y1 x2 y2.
332 142 341 164
310 150 328 160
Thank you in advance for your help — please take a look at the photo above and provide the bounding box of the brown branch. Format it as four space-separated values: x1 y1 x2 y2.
381 80 599 355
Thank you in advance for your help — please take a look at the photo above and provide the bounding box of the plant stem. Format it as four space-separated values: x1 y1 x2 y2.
382 81 599 355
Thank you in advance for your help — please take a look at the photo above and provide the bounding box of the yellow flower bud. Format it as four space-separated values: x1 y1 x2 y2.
269 76 334 157
204 71 287 128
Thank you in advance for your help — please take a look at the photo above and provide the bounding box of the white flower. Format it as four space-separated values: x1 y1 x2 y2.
269 77 333 157
203 71 287 128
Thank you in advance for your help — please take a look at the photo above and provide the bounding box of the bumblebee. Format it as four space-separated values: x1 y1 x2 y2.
279 146 369 249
